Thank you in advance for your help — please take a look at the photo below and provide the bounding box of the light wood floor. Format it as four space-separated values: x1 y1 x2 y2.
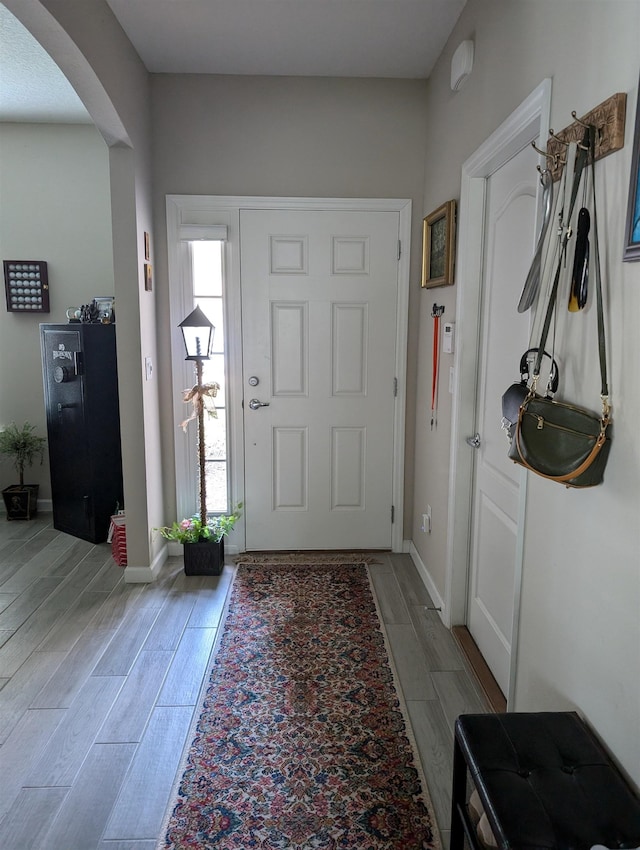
0 517 489 849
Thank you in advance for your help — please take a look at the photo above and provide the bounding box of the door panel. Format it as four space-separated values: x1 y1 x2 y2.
241 208 398 550
468 144 537 694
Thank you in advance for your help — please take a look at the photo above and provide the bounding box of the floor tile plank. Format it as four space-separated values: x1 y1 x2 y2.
390 553 437 607
0 593 19 614
385 622 438 701
37 590 114 653
30 630 118 709
187 572 233 627
142 591 198 652
97 650 174 744
92 608 160 676
410 607 465 672
37 743 137 850
430 670 486 734
88 582 144 631
369 568 412 624
157 626 216 706
0 577 62 631
25 675 125 787
0 786 69 850
406 699 455 833
0 708 66 822
0 650 66 745
103 706 194 840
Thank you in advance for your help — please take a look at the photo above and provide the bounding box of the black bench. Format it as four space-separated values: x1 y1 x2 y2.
451 712 640 850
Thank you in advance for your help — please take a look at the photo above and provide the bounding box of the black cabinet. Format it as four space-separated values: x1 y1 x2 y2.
40 324 124 543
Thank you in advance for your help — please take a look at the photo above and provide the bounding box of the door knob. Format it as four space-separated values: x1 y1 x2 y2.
465 433 481 449
249 398 270 410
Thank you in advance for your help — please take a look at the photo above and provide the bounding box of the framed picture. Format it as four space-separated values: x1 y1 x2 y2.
94 296 114 322
4 260 50 313
144 263 153 291
421 200 456 287
144 231 150 261
624 75 640 261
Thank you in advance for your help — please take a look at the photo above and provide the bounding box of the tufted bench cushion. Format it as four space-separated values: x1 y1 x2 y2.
450 712 640 850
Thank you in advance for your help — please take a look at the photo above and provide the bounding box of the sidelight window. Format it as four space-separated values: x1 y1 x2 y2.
191 240 228 514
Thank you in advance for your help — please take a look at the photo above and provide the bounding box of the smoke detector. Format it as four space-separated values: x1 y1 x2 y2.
451 40 474 91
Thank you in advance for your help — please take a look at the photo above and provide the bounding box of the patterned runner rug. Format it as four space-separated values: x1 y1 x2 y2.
158 558 439 849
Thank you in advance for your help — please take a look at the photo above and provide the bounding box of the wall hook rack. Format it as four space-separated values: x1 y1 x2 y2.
544 92 627 182
530 142 565 171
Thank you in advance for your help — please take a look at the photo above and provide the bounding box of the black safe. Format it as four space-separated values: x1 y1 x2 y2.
40 323 124 543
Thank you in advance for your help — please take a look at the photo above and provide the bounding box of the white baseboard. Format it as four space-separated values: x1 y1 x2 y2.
124 543 168 583
408 541 447 624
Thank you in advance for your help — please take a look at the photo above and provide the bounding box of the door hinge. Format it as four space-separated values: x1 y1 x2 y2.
397 240 402 260
391 505 395 523
393 377 398 397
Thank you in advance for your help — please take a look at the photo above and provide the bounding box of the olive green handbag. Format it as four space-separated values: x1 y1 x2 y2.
508 127 612 488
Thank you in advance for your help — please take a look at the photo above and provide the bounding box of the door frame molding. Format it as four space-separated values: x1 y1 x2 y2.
444 80 551 704
166 195 412 554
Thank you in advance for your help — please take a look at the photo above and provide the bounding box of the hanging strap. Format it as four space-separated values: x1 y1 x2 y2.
532 127 609 417
431 304 444 429
590 129 609 402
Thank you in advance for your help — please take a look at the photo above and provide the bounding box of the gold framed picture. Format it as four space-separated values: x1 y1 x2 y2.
421 200 456 288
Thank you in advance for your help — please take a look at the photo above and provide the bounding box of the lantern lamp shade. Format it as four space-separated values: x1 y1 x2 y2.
179 305 215 360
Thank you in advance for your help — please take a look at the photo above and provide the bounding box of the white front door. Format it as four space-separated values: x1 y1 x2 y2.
467 143 538 695
241 207 400 550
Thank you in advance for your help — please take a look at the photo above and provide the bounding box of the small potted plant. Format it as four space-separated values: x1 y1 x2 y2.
0 421 46 520
158 502 243 576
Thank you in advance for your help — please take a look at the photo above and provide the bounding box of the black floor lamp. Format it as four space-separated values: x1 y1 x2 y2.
178 305 217 525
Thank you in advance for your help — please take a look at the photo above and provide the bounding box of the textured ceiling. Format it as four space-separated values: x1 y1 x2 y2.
0 0 467 123
0 4 91 123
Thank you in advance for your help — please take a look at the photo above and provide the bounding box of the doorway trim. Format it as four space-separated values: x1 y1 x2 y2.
166 195 412 554
444 80 551 704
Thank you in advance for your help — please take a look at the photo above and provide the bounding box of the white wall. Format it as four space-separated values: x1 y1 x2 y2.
0 123 113 498
413 0 640 786
5 0 163 571
150 74 430 536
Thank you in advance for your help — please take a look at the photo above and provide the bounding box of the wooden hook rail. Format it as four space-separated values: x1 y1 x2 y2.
542 92 627 181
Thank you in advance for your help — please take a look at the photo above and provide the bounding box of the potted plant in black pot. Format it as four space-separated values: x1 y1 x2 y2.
158 503 243 576
0 421 46 520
